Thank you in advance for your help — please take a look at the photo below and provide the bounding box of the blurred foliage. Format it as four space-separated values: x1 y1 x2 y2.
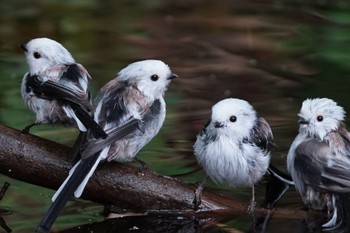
280 2 350 108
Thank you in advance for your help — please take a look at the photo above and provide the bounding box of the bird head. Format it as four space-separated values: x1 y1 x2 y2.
117 60 178 101
298 98 345 140
21 37 75 75
209 98 259 140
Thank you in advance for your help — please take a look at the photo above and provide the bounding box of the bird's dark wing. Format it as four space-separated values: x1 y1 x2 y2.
80 117 139 159
80 99 161 159
321 127 350 192
26 64 91 111
294 137 350 193
25 64 107 139
249 116 273 151
25 74 89 107
76 79 138 159
68 79 133 161
294 139 330 189
138 98 161 133
59 63 91 87
93 79 130 129
79 77 163 161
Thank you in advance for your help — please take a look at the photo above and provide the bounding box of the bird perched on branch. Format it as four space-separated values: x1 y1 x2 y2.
36 59 178 233
193 98 273 213
20 37 107 139
287 98 350 229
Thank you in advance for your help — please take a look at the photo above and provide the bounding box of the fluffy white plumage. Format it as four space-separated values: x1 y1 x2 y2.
117 60 173 101
193 98 272 211
22 38 75 75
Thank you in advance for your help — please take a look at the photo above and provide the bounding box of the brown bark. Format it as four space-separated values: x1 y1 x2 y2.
0 124 247 218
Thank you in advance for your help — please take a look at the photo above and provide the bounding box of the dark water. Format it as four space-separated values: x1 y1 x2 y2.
1 0 350 232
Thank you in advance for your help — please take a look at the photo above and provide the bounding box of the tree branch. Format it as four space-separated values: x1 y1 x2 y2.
0 124 248 217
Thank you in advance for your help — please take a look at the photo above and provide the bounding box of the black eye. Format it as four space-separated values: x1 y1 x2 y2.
33 51 41 59
151 74 159 81
317 115 323 122
229 116 237 122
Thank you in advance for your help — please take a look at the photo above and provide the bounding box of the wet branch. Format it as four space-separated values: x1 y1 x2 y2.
0 124 249 217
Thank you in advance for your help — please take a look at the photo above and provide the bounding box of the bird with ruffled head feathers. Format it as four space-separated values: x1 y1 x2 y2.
288 98 350 229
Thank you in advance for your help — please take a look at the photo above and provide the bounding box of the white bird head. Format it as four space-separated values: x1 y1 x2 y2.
117 60 178 101
21 37 75 75
298 98 345 140
208 98 258 139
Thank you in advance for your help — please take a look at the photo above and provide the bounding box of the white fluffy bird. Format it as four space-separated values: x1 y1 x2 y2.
287 98 350 229
36 59 178 233
21 37 106 138
193 98 273 212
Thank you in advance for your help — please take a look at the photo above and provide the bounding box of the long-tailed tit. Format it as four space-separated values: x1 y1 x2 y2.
287 98 350 229
21 37 107 139
36 60 178 233
193 98 273 213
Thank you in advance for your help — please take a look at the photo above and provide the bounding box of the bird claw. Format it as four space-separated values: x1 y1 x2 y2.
20 128 30 134
137 164 149 174
247 199 256 214
193 183 204 210
193 177 207 210
21 123 37 134
134 158 149 174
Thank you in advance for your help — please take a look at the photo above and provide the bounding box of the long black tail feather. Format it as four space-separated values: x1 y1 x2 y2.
70 103 108 139
36 154 100 233
36 118 139 233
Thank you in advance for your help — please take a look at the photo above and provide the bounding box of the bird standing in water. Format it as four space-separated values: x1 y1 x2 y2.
193 98 272 213
287 98 350 229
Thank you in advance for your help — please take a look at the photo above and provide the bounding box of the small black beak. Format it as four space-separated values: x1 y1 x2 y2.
298 118 309 125
20 44 28 52
214 121 224 128
168 73 178 80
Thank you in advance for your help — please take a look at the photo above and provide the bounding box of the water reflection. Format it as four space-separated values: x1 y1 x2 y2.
57 215 202 233
1 0 350 232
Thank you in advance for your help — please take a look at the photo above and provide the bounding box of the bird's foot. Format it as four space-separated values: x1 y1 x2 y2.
21 123 37 134
247 199 256 214
20 127 31 134
134 158 149 174
193 177 208 210
193 182 204 210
